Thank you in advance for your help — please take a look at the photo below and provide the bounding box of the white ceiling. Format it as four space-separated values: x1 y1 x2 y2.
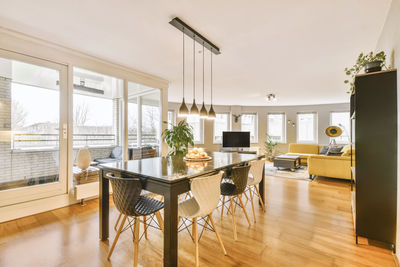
0 0 392 106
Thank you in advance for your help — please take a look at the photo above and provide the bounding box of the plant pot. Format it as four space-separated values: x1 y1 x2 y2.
365 60 382 73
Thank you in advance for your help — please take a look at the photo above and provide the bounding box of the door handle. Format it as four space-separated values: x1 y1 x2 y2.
63 123 67 139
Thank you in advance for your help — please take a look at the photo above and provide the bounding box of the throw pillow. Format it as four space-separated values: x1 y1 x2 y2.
326 145 344 156
319 146 330 154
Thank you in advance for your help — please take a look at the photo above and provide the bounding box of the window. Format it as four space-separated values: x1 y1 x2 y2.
330 111 350 144
127 82 161 149
241 113 258 143
267 113 286 143
73 67 123 148
186 116 203 144
297 113 317 144
214 113 230 144
167 110 175 130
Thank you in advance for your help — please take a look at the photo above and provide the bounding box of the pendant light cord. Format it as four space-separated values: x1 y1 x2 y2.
182 29 185 98
202 43 205 102
193 36 195 100
211 49 213 105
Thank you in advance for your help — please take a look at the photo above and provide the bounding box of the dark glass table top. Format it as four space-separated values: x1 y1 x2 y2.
99 152 263 183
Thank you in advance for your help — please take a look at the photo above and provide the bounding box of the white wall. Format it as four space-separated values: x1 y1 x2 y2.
376 0 400 257
169 102 349 154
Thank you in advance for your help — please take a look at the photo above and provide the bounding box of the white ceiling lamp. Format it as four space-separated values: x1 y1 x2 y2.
178 29 189 117
189 35 199 117
267 93 277 102
199 43 208 119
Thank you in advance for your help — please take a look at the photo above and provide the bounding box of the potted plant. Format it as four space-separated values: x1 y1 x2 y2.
264 134 278 161
344 51 390 94
162 120 194 156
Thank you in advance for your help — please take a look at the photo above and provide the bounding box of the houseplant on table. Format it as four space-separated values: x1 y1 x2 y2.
264 134 278 161
344 51 390 94
162 120 194 156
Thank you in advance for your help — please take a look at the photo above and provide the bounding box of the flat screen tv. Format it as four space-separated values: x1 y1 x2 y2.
222 131 250 148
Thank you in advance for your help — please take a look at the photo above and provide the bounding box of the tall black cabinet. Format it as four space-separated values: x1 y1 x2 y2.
351 69 397 251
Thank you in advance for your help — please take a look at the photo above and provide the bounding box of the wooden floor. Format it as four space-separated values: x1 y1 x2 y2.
0 176 396 267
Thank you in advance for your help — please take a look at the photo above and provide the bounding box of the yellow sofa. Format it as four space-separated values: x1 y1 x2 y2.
286 143 352 180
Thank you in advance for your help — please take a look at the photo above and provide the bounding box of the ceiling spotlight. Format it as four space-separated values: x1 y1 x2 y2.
267 93 277 102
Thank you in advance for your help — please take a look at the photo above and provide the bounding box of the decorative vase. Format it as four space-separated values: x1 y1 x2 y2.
365 60 382 73
76 149 91 170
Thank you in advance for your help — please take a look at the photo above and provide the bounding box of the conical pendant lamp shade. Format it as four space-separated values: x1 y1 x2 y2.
200 102 208 118
178 98 189 117
208 104 216 119
190 99 199 116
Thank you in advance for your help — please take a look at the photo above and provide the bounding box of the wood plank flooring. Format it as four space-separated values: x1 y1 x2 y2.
0 176 396 267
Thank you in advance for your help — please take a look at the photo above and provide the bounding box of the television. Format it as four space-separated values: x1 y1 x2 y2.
222 131 250 148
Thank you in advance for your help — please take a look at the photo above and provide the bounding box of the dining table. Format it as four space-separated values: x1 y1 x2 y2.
98 151 265 267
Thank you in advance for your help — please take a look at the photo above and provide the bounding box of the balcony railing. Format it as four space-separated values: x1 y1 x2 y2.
12 133 160 149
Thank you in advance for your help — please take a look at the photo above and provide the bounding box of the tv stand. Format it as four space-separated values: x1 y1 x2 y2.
221 147 259 154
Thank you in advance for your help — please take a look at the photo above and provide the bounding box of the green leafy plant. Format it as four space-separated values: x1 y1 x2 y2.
344 51 389 94
264 134 278 159
162 120 194 156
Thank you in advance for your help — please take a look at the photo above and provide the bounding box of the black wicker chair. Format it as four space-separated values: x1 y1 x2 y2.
220 164 251 240
105 173 164 267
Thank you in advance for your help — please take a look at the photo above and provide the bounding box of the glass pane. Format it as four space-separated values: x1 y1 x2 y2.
167 111 175 130
187 116 202 143
73 67 123 168
268 114 284 142
128 82 161 159
298 113 315 142
0 57 61 191
242 114 257 142
214 114 229 143
331 112 350 144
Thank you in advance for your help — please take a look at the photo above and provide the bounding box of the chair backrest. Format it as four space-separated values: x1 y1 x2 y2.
190 171 224 217
249 159 265 184
105 173 142 216
231 164 251 195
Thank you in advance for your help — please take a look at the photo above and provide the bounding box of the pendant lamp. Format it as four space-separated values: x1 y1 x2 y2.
208 49 216 119
190 35 199 116
199 43 208 118
178 29 189 117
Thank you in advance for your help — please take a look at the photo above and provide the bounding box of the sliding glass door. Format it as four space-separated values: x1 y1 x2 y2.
0 50 68 206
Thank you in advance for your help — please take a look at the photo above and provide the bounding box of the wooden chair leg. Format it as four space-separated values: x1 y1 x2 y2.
108 215 127 260
114 213 122 231
192 218 196 242
230 197 237 240
143 216 148 240
155 211 164 233
134 217 140 267
208 214 227 255
193 217 199 267
254 185 266 212
221 196 225 217
238 194 251 226
249 187 256 223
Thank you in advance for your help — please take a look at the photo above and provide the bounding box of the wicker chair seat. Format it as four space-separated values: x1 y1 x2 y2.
134 195 164 216
220 182 237 196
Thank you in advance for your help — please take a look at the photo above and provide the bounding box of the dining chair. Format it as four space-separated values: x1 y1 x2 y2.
105 173 164 267
178 171 227 267
247 159 266 223
220 164 251 240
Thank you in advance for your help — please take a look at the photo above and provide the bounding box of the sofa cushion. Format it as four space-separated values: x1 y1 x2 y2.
288 144 319 154
326 145 344 156
319 146 330 154
111 146 122 159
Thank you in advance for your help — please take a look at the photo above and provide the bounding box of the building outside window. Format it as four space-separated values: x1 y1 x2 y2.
267 113 286 143
187 116 203 144
167 110 175 130
241 113 258 143
330 111 350 144
214 113 230 144
297 112 318 144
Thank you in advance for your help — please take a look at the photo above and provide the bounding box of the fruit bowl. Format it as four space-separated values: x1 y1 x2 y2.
184 148 212 161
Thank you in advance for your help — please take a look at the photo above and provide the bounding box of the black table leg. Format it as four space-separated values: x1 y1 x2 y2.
259 163 265 205
163 186 179 267
99 169 109 241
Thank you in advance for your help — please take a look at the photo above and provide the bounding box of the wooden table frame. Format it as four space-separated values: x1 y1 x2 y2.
99 157 265 266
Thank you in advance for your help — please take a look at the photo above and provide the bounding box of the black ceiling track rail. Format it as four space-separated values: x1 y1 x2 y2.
169 17 221 55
